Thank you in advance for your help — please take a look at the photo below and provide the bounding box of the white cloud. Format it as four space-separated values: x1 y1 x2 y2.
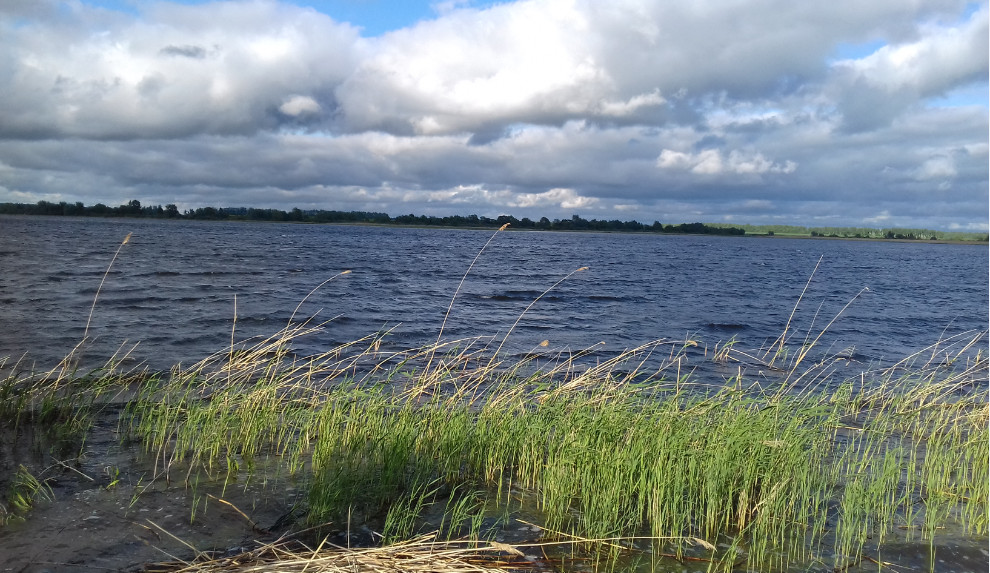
279 95 322 116
597 90 666 117
836 6 987 95
431 0 475 16
828 5 988 131
508 187 599 210
656 150 693 170
656 149 797 176
0 1 362 138
691 149 724 175
863 210 893 225
916 154 957 180
0 0 984 230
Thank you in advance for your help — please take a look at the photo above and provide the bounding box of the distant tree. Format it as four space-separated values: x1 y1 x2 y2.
191 206 220 219
119 199 143 217
496 214 518 227
570 214 590 229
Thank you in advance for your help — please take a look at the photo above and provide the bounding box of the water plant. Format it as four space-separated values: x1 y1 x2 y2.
113 316 987 571
0 230 986 572
3 465 53 522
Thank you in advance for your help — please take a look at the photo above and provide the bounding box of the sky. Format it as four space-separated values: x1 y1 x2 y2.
0 0 987 230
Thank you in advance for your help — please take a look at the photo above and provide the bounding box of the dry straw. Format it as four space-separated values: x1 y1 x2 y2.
83 232 132 340
144 534 537 573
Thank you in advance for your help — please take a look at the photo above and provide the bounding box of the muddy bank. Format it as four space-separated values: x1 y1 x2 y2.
0 409 298 572
0 408 546 573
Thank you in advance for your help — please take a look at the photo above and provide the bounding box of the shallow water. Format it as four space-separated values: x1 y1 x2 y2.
0 411 985 573
0 215 986 379
0 409 302 572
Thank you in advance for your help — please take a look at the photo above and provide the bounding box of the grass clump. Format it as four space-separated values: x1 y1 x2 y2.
0 465 54 524
118 324 987 572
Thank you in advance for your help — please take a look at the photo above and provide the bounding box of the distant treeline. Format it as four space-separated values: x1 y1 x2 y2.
0 200 746 235
1 200 986 241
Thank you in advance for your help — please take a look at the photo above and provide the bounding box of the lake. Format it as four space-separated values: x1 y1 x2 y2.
0 215 986 381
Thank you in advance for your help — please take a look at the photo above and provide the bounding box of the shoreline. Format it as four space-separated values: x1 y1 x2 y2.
2 212 986 245
1 338 986 573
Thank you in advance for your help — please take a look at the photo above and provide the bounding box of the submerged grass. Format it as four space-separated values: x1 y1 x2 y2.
0 229 986 572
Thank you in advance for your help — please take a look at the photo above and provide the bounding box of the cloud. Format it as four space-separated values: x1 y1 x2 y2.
508 187 600 210
829 5 989 131
657 149 797 176
0 0 985 230
916 154 957 180
159 44 208 59
0 1 362 139
279 94 322 116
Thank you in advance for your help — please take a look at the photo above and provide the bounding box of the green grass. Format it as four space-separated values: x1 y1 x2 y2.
0 229 985 571
107 324 987 571
1 465 54 524
1 314 985 571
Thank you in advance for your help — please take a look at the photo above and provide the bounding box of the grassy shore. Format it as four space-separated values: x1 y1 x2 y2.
1 319 986 571
0 232 987 572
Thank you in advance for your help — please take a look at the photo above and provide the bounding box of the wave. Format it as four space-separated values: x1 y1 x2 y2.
706 322 749 330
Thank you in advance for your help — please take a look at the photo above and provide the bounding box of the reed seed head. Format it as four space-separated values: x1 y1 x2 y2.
122 232 132 245
499 223 510 231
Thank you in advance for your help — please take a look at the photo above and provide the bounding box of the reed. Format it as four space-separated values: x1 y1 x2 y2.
0 231 985 572
1 465 53 524
116 325 986 571
4 322 986 571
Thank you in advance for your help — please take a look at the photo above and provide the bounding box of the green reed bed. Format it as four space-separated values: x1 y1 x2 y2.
110 324 988 572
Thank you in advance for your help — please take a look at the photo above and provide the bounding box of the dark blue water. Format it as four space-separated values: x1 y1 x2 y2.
0 215 986 378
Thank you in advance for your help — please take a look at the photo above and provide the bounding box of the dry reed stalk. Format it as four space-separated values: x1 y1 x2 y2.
144 534 538 573
287 270 353 327
425 224 510 383
487 266 589 369
83 232 132 340
783 286 871 386
35 231 134 387
764 254 821 368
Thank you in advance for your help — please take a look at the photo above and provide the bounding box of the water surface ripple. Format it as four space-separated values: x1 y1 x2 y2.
0 216 986 378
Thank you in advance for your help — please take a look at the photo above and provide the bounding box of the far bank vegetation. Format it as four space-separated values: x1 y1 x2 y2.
1 199 986 242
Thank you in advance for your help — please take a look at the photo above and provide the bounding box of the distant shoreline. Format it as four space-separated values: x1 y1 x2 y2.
742 232 988 246
1 203 986 244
